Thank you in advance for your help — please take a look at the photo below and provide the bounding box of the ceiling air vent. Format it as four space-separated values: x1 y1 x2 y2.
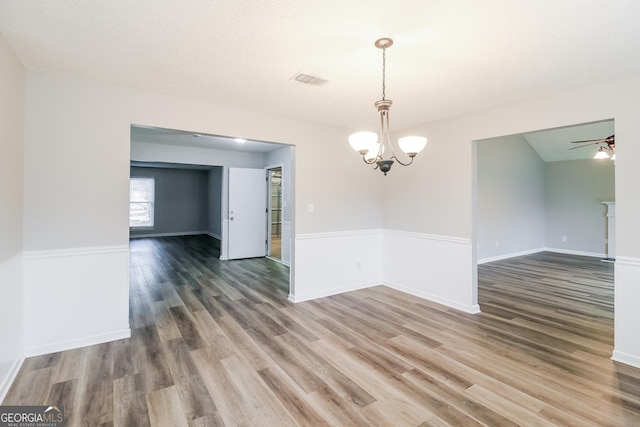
291 72 328 86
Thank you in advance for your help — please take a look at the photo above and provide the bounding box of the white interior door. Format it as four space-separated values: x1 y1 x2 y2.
228 167 267 260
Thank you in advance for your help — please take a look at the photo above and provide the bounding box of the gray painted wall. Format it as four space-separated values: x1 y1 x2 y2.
207 166 223 239
545 159 615 254
130 167 209 237
130 141 294 260
15 59 640 370
477 134 546 260
0 35 25 401
0 37 24 263
130 140 266 234
478 136 615 261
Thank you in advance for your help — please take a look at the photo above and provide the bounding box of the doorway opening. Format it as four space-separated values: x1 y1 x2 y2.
130 124 295 299
268 167 283 261
474 119 615 268
472 118 616 352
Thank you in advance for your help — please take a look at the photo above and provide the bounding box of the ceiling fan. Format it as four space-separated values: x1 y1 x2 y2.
569 134 615 159
569 134 615 150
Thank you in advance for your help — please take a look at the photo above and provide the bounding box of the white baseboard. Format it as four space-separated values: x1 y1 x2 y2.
543 247 606 258
129 230 208 239
384 281 481 314
0 356 25 403
288 281 380 303
288 280 481 314
25 328 131 358
207 232 221 240
478 248 545 264
612 350 640 370
478 247 607 264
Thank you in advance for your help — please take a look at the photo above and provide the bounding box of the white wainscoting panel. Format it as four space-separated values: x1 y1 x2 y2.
0 254 24 402
612 256 640 369
281 221 291 267
383 230 480 314
23 246 131 356
291 229 383 302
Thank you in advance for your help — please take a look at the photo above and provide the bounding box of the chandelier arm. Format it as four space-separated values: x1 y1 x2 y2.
361 155 380 165
363 156 381 170
391 154 415 167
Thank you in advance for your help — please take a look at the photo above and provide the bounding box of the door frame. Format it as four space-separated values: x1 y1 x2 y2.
265 163 284 262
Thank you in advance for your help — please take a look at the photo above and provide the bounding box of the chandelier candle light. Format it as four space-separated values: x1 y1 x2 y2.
349 38 427 175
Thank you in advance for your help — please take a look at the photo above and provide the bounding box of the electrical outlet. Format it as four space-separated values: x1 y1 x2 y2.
495 240 500 247
562 236 567 242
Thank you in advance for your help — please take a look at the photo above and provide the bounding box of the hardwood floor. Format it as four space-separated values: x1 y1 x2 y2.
4 236 640 426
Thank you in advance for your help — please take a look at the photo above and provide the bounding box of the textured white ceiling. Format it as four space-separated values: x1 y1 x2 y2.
1 1 640 132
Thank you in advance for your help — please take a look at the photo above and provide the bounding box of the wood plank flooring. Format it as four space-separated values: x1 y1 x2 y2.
4 236 640 426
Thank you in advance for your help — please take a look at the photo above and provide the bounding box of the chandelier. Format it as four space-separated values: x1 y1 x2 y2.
349 38 427 175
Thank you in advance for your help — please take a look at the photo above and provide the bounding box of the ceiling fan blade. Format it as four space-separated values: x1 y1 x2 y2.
570 138 607 144
568 142 601 150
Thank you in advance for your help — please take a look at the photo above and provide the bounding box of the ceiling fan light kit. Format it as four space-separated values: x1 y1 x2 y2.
349 38 427 175
568 134 615 161
593 147 610 159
